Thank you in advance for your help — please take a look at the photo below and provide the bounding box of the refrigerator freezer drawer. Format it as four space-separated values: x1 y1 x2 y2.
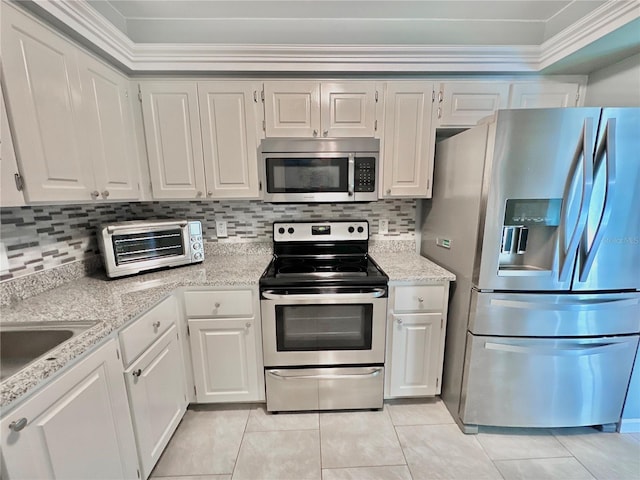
469 291 640 337
460 333 639 428
265 366 384 412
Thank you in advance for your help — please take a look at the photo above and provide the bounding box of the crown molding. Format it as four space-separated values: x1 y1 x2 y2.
21 0 640 73
538 0 640 70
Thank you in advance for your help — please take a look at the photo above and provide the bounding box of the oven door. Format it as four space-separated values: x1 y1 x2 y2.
261 287 387 367
263 153 355 203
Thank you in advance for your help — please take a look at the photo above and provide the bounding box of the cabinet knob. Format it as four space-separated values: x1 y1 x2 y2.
245 322 251 329
101 190 110 198
323 130 328 137
152 321 161 328
133 369 142 377
313 129 318 137
418 297 424 303
214 302 221 308
397 318 403 325
207 191 213 197
9 418 27 432
90 190 99 199
196 191 203 198
386 189 391 195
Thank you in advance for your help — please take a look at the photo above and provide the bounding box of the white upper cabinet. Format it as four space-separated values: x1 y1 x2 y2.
2 4 140 203
435 81 510 127
198 81 262 199
381 82 435 198
78 55 141 201
140 81 207 200
2 4 94 203
1 84 25 207
509 81 581 108
263 81 377 137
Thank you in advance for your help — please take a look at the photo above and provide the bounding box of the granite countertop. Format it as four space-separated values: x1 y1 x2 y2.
0 249 454 409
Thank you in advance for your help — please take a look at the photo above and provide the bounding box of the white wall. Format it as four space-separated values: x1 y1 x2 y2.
584 53 640 107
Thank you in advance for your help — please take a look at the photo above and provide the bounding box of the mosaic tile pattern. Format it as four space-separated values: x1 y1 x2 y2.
0 199 416 283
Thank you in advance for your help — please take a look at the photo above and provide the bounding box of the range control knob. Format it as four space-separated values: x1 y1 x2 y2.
348 226 355 233
357 226 364 233
288 227 295 234
278 227 285 234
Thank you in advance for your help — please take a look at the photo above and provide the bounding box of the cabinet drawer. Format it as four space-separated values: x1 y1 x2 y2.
119 295 178 366
184 290 253 318
393 285 444 312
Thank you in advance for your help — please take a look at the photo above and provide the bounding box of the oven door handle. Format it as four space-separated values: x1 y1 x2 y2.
267 368 383 380
261 288 386 300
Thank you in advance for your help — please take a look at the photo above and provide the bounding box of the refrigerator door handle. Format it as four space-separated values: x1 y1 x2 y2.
579 118 617 282
558 118 594 282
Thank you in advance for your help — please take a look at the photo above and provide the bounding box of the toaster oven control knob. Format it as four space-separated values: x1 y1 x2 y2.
348 226 355 233
357 226 364 233
193 242 201 250
278 227 285 234
288 227 295 234
194 252 203 261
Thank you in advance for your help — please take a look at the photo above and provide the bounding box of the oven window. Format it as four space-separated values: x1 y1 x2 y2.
112 228 184 265
275 304 373 351
266 158 349 193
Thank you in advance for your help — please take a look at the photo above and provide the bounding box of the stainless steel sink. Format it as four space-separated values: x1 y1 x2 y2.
0 322 98 381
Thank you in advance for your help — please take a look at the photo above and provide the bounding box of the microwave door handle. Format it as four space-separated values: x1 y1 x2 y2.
262 288 386 300
558 118 594 282
579 118 617 282
348 154 355 197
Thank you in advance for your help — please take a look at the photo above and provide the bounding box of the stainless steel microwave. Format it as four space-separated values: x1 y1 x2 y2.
98 220 204 278
260 138 379 203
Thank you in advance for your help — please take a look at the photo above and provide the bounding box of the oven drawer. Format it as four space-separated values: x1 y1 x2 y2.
184 290 254 318
393 285 445 312
265 366 384 412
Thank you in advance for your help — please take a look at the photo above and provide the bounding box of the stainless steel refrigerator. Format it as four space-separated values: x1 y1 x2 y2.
420 108 640 434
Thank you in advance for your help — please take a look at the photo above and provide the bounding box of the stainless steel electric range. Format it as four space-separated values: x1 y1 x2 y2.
259 220 389 412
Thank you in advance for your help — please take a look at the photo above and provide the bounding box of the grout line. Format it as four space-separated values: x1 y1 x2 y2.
229 405 253 480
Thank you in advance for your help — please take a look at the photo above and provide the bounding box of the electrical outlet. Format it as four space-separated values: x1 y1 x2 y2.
216 221 228 238
379 219 389 234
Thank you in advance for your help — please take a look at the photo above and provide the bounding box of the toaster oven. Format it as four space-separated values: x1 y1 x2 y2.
98 220 204 278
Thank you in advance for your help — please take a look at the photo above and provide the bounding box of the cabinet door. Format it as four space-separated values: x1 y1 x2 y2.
382 82 434 198
125 324 187 479
2 4 94 202
79 54 140 201
140 82 206 199
189 317 264 403
263 81 320 137
389 313 443 397
436 82 510 126
509 82 580 108
321 82 377 137
1 339 139 480
1 83 25 207
198 82 261 199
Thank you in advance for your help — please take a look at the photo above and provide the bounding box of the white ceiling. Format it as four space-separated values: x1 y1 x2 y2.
87 0 608 46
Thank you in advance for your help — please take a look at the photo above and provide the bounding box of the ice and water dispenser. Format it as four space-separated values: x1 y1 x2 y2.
498 199 562 274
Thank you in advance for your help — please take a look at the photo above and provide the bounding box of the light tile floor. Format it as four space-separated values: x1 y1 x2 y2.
151 399 640 480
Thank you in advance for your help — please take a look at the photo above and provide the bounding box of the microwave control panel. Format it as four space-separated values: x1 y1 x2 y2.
354 157 376 192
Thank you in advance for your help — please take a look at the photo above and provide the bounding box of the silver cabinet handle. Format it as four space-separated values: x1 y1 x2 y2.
386 189 391 195
323 130 328 137
101 190 109 198
90 190 99 199
152 321 161 328
313 129 318 137
397 318 403 325
133 369 142 377
9 418 27 432
245 322 251 328
418 297 424 303
207 191 213 197
196 191 203 198
214 302 221 308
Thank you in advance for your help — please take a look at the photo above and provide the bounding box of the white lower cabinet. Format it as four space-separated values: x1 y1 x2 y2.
385 283 450 398
119 295 187 480
0 338 139 480
185 288 265 403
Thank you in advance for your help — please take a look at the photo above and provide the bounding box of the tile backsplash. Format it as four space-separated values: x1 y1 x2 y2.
0 199 416 282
